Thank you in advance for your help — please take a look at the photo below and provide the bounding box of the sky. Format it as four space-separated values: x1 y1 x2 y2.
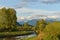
0 0 60 21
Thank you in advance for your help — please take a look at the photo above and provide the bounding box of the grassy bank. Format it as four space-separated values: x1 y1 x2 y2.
22 36 37 40
0 31 33 38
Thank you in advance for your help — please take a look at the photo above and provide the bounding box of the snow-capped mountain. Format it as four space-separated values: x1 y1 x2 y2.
17 15 60 25
17 15 60 22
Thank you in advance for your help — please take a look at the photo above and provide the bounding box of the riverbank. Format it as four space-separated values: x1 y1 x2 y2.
22 36 37 40
0 31 34 38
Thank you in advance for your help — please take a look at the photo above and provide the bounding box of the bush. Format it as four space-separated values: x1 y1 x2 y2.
43 22 60 40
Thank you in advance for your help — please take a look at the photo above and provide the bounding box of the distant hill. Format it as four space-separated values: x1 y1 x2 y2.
18 15 60 26
18 18 60 26
16 22 22 26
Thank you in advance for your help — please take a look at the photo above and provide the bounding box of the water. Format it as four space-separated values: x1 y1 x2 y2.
0 32 36 40
16 33 36 40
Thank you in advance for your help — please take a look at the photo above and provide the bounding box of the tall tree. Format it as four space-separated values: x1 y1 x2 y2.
0 8 17 31
0 8 9 31
35 19 47 34
7 8 17 31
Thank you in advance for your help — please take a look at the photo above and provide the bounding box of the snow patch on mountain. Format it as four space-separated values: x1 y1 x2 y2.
17 15 60 22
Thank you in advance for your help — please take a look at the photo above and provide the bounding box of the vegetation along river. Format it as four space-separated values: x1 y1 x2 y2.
0 31 36 40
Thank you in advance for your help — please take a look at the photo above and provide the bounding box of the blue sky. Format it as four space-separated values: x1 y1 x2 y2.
0 0 60 11
0 0 60 21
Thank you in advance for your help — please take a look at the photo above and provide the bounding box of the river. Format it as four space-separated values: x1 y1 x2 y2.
0 32 36 40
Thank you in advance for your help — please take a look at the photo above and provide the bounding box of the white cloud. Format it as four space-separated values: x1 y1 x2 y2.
17 16 25 21
15 0 60 8
20 17 25 20
0 6 8 9
0 6 15 9
40 0 60 3
47 16 60 18
54 12 60 15
16 7 60 16
21 0 60 3
16 7 60 21
17 15 60 22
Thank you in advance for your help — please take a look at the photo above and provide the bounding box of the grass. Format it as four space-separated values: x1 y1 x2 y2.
22 36 37 40
0 31 33 37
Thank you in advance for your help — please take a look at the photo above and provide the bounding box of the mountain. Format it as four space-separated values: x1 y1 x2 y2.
27 19 38 25
16 22 22 26
19 18 59 26
46 18 56 22
18 15 60 25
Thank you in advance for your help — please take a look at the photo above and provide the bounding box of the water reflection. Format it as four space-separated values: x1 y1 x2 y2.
0 33 36 40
